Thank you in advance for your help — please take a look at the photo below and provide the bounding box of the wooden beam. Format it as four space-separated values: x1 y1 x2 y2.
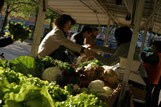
30 0 47 57
117 0 145 106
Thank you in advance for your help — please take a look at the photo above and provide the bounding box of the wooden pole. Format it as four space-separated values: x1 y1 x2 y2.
117 0 145 106
30 0 47 57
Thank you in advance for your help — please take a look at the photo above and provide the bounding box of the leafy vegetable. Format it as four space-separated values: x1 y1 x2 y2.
0 56 55 78
39 56 55 69
0 69 69 106
77 59 104 68
6 56 37 77
5 22 31 42
57 93 108 107
42 67 61 81
53 60 76 72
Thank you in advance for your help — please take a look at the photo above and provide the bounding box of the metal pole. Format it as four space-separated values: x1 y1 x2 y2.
117 0 145 106
30 0 47 57
141 26 148 51
104 18 111 46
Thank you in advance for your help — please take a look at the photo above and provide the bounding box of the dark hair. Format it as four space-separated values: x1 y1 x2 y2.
81 25 92 33
0 0 4 10
152 41 161 52
114 26 132 46
54 14 76 31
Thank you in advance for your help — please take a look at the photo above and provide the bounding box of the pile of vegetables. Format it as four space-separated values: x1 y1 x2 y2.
76 59 119 88
0 56 108 107
0 55 120 106
0 68 107 106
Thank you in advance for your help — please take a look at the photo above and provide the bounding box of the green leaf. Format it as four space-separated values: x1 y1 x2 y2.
5 100 22 107
7 56 35 76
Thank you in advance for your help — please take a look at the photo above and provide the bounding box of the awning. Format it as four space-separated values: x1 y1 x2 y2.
43 0 161 34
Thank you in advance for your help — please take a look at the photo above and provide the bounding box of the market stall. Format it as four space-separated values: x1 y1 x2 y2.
1 0 161 106
29 0 160 106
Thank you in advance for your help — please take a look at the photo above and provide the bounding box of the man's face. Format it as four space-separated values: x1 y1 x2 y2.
63 21 71 33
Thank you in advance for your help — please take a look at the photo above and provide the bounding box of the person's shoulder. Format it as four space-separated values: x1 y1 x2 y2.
48 28 63 36
54 28 63 33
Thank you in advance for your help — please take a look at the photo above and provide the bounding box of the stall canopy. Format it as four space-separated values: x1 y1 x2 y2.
42 0 161 34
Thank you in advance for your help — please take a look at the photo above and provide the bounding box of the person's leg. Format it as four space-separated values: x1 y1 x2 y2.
145 82 154 107
151 77 161 107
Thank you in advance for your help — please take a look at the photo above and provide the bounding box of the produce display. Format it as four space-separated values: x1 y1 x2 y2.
0 56 120 107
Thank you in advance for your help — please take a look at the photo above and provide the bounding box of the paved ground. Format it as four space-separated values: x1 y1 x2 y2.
0 40 32 60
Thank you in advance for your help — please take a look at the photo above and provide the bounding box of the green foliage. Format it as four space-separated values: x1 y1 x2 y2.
5 22 31 42
45 9 60 22
4 0 38 20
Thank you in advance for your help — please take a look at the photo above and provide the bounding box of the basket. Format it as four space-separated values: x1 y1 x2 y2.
119 57 141 72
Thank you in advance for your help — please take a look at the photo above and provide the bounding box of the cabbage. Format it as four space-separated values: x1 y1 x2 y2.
103 69 119 88
96 86 113 98
88 80 104 91
88 80 113 98
102 86 113 96
42 67 61 81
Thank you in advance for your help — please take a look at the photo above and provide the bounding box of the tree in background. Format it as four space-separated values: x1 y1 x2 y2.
0 0 37 36
45 9 60 31
1 0 60 37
